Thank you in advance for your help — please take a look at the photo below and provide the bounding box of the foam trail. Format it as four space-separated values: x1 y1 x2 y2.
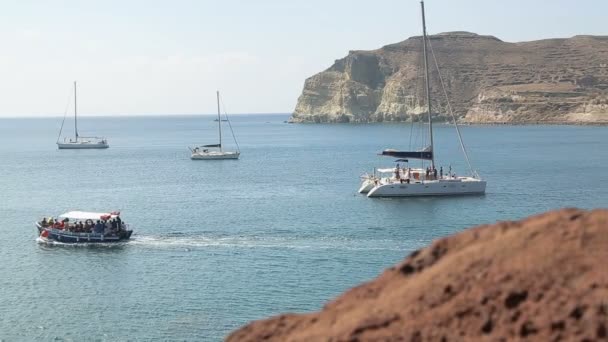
128 234 417 252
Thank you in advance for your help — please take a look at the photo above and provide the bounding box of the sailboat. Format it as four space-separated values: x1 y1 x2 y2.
57 82 109 149
190 91 240 160
360 1 486 197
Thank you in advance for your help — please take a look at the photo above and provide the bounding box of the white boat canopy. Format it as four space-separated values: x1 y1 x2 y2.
58 211 119 221
377 168 397 173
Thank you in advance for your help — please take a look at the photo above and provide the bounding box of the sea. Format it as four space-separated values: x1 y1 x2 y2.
1 114 607 341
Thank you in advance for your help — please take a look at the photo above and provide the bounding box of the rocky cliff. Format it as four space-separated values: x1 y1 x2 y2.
291 32 608 124
227 208 608 341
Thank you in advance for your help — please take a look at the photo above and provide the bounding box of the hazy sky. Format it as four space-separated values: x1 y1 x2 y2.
1 0 606 117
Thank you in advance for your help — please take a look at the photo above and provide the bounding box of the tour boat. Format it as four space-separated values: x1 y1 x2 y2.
36 211 132 243
360 1 486 197
57 82 109 149
190 91 240 160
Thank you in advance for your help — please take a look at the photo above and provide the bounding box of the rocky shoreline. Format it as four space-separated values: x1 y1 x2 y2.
291 32 608 125
228 208 608 341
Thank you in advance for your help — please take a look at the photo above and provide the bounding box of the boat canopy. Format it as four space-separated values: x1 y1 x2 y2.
377 168 396 173
203 144 221 148
381 148 433 160
58 211 119 221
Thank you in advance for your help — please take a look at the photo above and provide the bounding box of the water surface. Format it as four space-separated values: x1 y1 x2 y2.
0 115 606 340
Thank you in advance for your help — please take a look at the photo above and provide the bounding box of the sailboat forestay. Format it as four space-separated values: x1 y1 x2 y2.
57 82 109 149
190 91 240 160
359 1 486 197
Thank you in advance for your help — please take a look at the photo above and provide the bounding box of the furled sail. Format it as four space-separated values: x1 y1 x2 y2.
380 147 433 160
203 144 221 148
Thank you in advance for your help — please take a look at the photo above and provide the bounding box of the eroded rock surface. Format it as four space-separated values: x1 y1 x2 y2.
227 208 608 341
291 32 608 124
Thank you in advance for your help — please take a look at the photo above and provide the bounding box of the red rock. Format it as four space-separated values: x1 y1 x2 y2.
227 208 608 341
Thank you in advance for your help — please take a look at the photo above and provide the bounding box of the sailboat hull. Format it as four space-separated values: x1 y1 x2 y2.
358 178 376 194
191 151 240 160
57 142 109 149
367 178 486 197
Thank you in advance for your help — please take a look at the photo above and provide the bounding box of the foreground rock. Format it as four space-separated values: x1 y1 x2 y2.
291 32 608 124
227 208 608 341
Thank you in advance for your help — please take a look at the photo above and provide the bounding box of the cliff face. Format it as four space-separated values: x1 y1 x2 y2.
227 208 608 341
291 32 608 123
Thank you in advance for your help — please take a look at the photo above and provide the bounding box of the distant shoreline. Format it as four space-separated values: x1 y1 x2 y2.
288 119 608 126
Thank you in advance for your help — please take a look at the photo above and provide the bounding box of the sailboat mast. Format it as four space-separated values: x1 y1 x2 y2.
74 81 79 140
216 90 222 152
420 1 435 169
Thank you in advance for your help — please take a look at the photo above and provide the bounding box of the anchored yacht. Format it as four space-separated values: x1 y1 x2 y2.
57 82 109 149
190 91 240 160
360 1 486 197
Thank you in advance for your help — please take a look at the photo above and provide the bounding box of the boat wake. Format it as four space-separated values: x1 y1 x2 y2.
127 234 414 252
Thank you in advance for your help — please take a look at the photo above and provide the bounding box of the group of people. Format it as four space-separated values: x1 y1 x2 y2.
425 166 442 180
391 164 450 183
40 217 125 235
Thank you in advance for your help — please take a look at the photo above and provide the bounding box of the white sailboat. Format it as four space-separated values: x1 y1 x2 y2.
360 1 486 197
57 82 109 149
190 91 240 160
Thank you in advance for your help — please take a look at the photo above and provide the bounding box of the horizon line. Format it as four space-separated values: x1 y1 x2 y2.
0 112 293 119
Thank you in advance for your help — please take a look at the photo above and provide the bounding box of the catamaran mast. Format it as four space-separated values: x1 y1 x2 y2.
420 1 435 169
216 90 222 152
74 81 79 140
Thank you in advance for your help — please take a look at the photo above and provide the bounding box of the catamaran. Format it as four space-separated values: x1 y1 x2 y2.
190 91 240 160
57 81 109 149
360 1 486 197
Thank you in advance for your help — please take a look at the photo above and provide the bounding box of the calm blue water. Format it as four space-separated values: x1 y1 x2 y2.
1 115 607 341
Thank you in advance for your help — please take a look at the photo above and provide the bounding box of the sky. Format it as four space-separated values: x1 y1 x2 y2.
0 0 606 117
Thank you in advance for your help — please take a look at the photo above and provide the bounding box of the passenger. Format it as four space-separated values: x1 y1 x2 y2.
94 220 102 234
116 216 123 230
440 166 443 179
433 167 437 180
41 217 48 227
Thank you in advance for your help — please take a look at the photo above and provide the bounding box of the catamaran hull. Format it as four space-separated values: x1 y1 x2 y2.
191 152 240 160
367 179 486 197
57 142 109 149
358 179 376 194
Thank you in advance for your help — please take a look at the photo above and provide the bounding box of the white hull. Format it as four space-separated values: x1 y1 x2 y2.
191 151 240 160
367 178 486 197
57 141 109 149
358 179 376 194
